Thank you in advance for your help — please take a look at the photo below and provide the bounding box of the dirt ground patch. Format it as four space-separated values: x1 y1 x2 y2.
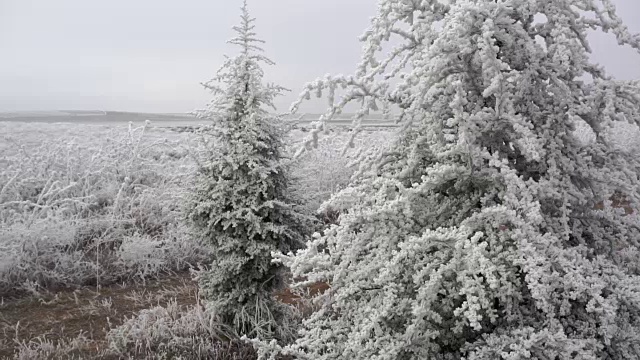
0 273 198 359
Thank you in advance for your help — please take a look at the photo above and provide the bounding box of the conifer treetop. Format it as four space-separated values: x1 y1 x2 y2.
195 0 287 122
229 0 266 56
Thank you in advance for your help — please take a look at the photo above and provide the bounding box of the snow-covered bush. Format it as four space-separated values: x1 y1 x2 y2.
253 0 640 359
0 221 96 296
186 0 311 339
13 334 95 360
107 300 258 360
290 128 395 215
115 223 210 282
0 122 210 297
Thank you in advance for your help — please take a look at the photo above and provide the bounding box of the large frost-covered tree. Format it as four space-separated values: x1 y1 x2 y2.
255 0 640 358
187 0 309 338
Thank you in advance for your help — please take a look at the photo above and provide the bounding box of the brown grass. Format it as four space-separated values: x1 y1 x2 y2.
0 273 198 359
0 270 333 359
594 193 634 215
275 280 330 318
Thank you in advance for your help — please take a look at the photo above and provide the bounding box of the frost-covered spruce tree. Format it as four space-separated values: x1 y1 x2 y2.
255 0 640 359
187 0 308 338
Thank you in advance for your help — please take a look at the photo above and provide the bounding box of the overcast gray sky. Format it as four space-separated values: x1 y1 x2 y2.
0 0 638 114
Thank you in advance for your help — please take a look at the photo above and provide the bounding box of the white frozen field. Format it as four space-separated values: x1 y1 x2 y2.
0 118 393 295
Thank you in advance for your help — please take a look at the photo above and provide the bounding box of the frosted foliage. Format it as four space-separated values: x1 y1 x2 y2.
255 0 640 359
574 118 640 153
607 122 640 153
186 0 310 338
290 128 395 214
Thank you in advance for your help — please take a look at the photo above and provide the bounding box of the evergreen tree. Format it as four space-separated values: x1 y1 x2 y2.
256 0 640 358
187 0 308 338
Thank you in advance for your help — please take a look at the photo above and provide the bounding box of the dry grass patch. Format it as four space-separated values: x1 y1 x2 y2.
0 273 197 359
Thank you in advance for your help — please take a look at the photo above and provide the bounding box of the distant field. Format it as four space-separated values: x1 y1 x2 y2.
2 109 638 150
0 110 402 128
0 111 203 127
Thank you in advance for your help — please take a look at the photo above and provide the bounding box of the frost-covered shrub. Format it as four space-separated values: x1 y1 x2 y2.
290 128 395 215
186 1 310 339
0 220 211 298
0 122 210 297
13 334 94 360
116 224 212 282
116 235 169 280
253 0 640 359
107 300 258 360
0 221 96 296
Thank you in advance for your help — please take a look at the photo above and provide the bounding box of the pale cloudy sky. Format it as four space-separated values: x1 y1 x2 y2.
0 0 638 114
